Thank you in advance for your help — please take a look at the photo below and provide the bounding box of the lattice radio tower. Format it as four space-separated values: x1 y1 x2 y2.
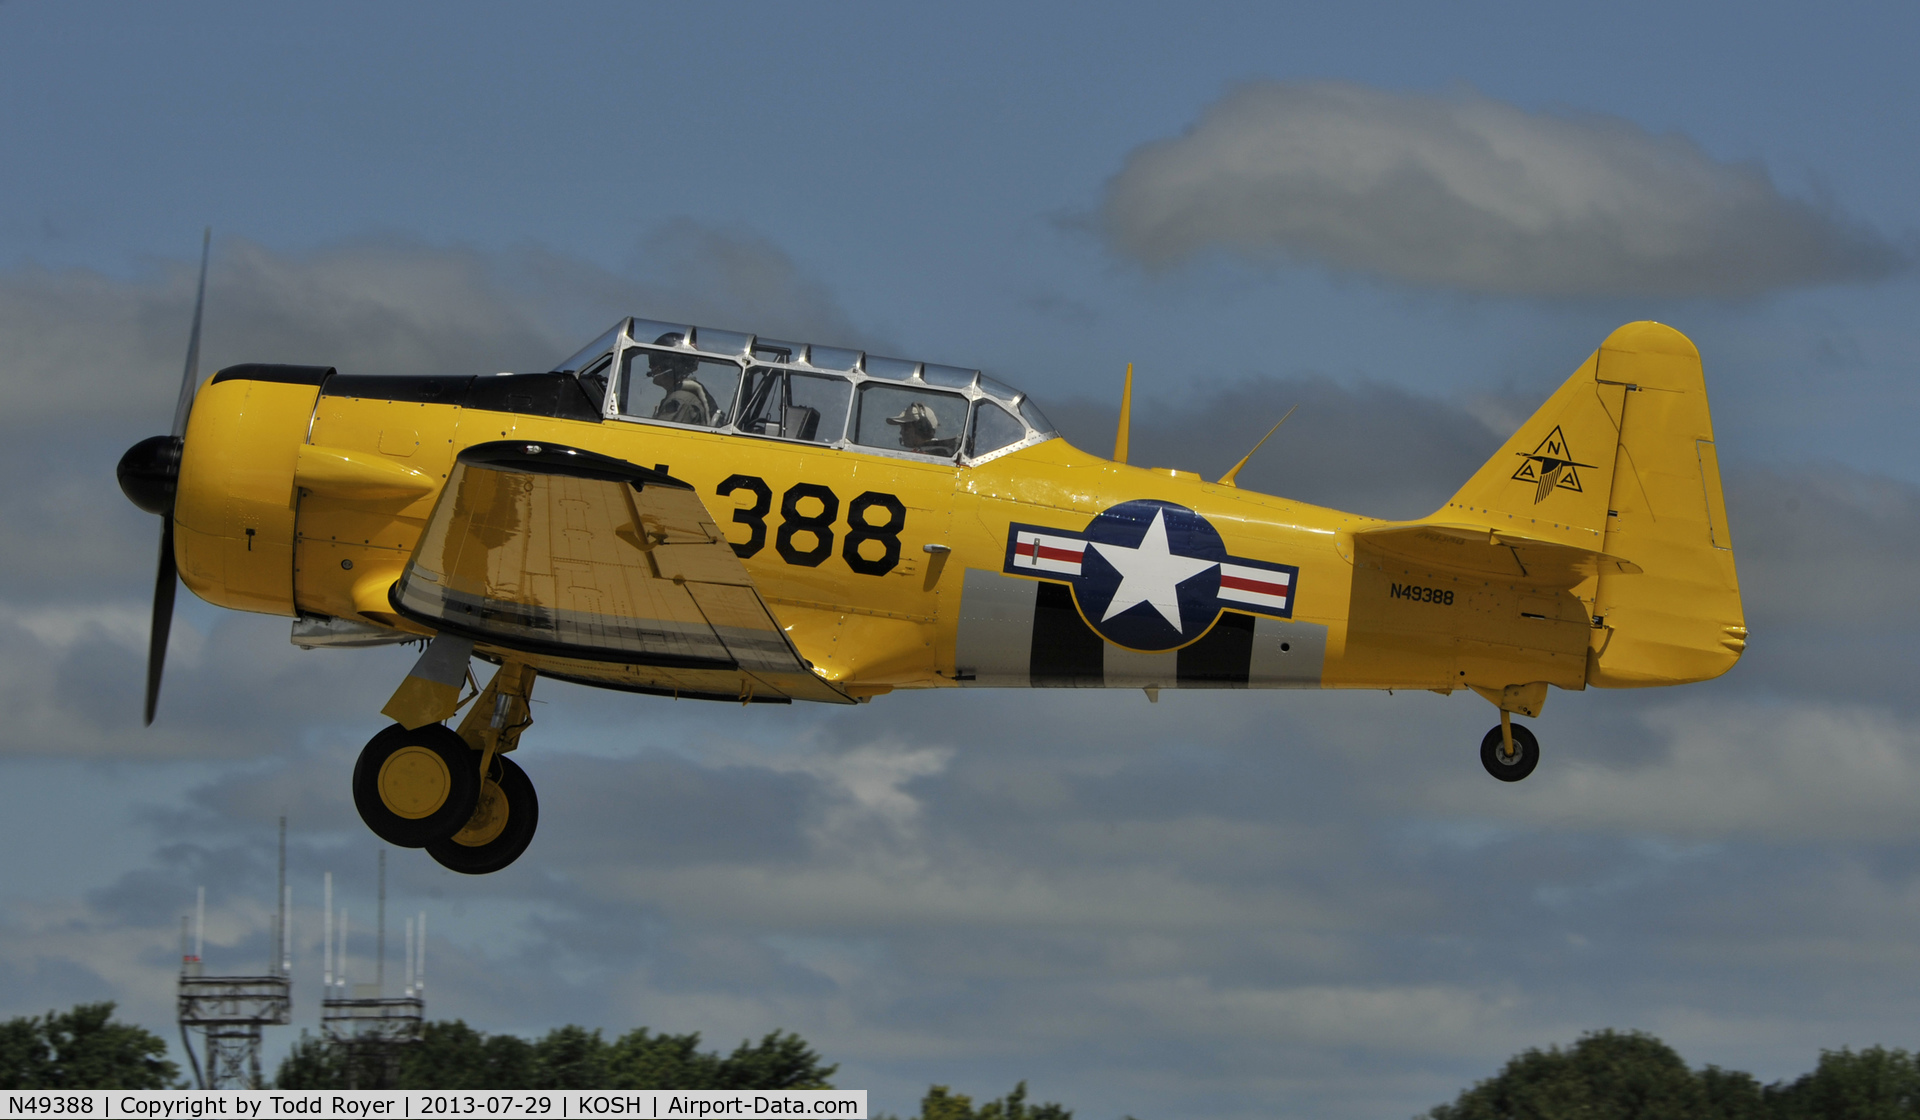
176 817 293 1089
321 849 426 1088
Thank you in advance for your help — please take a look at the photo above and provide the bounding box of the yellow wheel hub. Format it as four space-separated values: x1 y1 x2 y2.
450 778 509 847
377 745 452 819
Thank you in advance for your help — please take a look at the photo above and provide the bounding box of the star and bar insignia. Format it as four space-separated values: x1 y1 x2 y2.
1003 499 1298 653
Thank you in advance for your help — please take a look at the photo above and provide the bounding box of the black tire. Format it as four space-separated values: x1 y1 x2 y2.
352 723 482 847
426 755 539 875
1480 722 1540 782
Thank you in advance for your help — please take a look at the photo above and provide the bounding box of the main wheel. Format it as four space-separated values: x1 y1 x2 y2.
352 723 482 847
426 755 539 875
1479 722 1540 782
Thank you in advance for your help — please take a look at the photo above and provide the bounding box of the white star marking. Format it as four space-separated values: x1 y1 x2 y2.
1090 509 1218 629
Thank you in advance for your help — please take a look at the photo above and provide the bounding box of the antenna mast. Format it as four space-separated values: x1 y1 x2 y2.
376 849 386 992
273 816 287 975
175 823 291 1088
322 853 423 1087
323 872 333 993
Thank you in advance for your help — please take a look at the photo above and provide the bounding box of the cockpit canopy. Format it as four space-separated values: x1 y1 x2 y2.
553 317 1057 465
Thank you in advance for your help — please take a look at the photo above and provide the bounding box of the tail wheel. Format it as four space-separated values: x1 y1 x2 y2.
1479 722 1540 782
352 723 482 847
426 755 539 875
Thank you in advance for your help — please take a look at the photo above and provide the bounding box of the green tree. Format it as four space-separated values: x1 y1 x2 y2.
1764 1046 1920 1119
710 1031 837 1091
0 1003 177 1090
0 1015 51 1089
276 1031 346 1089
480 1031 539 1088
1427 1029 1714 1120
1698 1065 1770 1120
880 1081 1071 1120
604 1028 714 1089
531 1024 609 1089
603 1027 835 1090
278 1019 834 1091
391 1020 536 1089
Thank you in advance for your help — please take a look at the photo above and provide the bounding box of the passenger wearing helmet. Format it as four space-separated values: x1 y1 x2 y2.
647 333 720 427
886 400 960 456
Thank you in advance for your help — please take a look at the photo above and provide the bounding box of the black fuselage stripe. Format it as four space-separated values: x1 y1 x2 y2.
1029 581 1104 687
1018 579 1259 688
1176 611 1254 687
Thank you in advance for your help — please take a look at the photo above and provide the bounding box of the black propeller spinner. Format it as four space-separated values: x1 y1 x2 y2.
115 228 210 725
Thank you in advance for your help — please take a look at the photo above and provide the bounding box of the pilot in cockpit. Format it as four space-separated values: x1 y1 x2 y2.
886 401 960 456
648 332 720 427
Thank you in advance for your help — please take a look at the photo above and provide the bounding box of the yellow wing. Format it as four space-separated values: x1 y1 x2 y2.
389 440 853 705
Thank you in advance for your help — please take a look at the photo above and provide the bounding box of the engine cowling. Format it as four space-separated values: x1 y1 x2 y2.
172 365 332 616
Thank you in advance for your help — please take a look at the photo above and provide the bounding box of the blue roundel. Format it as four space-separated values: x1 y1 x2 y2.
1070 500 1228 651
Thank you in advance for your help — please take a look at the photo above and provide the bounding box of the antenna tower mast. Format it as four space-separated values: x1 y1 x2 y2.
175 817 293 1088
321 851 423 1087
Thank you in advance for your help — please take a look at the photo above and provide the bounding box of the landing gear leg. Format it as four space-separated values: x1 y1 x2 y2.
1471 682 1546 782
428 661 541 874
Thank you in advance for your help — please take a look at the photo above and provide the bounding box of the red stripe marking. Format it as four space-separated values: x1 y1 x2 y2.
1018 538 1084 562
1220 574 1288 596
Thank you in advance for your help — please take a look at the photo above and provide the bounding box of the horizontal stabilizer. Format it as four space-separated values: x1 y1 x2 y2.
1352 522 1643 587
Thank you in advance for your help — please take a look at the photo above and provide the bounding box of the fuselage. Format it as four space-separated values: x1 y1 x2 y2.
173 364 1601 703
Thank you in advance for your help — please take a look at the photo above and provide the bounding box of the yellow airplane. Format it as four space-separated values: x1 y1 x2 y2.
118 238 1744 874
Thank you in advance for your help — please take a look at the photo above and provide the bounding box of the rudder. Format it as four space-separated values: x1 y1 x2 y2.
1584 322 1745 686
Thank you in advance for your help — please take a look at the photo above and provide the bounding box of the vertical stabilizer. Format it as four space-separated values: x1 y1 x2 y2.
1438 348 1626 551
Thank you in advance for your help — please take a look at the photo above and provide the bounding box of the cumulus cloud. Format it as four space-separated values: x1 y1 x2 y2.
1424 698 1920 841
0 226 874 429
1726 464 1920 633
1101 82 1905 297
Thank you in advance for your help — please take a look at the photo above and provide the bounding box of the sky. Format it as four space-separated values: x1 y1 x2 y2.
3 2 1920 1116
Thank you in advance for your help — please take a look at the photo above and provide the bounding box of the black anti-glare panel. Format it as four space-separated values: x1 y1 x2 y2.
321 371 603 421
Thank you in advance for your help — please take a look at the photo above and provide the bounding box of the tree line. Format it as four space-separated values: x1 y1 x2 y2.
274 1020 834 1090
20 1003 1920 1117
0 1002 1071 1117
1426 1028 1920 1119
0 1003 178 1089
274 1019 1069 1117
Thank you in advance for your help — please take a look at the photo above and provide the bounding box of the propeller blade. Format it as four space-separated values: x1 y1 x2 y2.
145 519 178 726
145 229 208 724
169 227 211 439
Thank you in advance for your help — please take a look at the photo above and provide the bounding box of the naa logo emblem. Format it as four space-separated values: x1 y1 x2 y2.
1512 426 1595 504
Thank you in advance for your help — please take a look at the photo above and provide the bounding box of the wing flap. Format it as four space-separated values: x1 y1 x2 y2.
391 441 853 704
